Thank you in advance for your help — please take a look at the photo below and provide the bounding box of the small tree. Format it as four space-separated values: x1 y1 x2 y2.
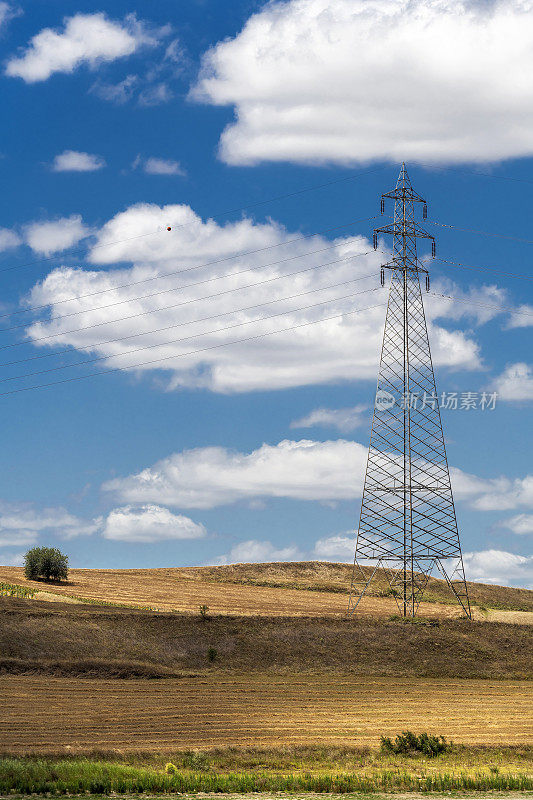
24 547 69 582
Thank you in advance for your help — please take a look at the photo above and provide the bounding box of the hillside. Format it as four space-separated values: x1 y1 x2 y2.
1 561 532 616
1 595 532 678
1 597 532 754
1 562 532 757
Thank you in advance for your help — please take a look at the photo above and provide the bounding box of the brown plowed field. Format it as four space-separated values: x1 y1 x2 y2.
2 674 531 753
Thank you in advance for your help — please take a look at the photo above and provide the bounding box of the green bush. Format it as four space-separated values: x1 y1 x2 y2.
207 647 217 662
380 730 450 757
24 547 68 582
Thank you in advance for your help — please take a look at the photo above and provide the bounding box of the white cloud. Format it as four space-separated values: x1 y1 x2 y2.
501 514 533 536
313 533 355 560
52 150 106 172
0 552 25 567
216 539 301 564
491 363 533 402
143 157 185 176
291 404 367 432
25 215 90 256
5 12 157 83
90 74 138 104
0 227 21 252
507 304 533 329
0 3 19 29
24 202 481 394
451 468 533 512
0 531 38 548
192 0 533 166
138 82 173 106
102 504 206 543
0 501 101 547
103 436 533 517
462 549 533 589
104 439 369 509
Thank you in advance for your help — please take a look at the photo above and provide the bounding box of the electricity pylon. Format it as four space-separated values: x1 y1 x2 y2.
348 164 471 619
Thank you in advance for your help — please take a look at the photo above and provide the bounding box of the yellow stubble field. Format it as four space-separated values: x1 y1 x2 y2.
1 673 531 753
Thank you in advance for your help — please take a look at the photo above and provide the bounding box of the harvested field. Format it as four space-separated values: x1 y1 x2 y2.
1 562 532 617
1 673 531 753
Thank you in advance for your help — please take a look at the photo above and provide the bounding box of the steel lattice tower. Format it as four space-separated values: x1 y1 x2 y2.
348 164 471 619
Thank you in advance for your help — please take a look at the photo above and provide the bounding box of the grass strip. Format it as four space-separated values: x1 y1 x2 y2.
1 759 531 794
0 583 35 599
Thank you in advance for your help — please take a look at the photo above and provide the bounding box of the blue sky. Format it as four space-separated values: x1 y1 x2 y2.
0 0 532 588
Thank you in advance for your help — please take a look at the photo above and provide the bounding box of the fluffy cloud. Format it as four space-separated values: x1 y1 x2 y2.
103 436 533 516
5 12 156 83
451 468 533 512
462 549 533 589
507 304 533 329
313 533 355 560
104 439 369 509
491 363 533 402
0 227 21 252
25 215 90 256
23 202 481 393
501 514 533 536
217 539 301 564
291 404 368 432
192 0 533 166
52 150 106 172
0 501 101 547
143 157 185 176
102 504 206 543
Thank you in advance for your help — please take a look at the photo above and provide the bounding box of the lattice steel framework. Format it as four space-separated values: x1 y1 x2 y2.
347 164 471 619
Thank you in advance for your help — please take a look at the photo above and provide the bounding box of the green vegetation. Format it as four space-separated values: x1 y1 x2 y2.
199 604 209 619
0 582 35 599
380 730 450 756
0 752 531 795
24 546 68 582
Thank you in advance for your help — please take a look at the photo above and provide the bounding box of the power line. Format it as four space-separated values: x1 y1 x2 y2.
4 215 377 317
416 161 533 188
427 291 533 318
0 299 388 397
428 218 533 246
0 269 378 368
6 241 378 325
434 256 533 281
0 167 385 276
0 253 378 349
0 285 382 384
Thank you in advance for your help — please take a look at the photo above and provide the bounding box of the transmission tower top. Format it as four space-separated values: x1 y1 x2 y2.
373 162 436 286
